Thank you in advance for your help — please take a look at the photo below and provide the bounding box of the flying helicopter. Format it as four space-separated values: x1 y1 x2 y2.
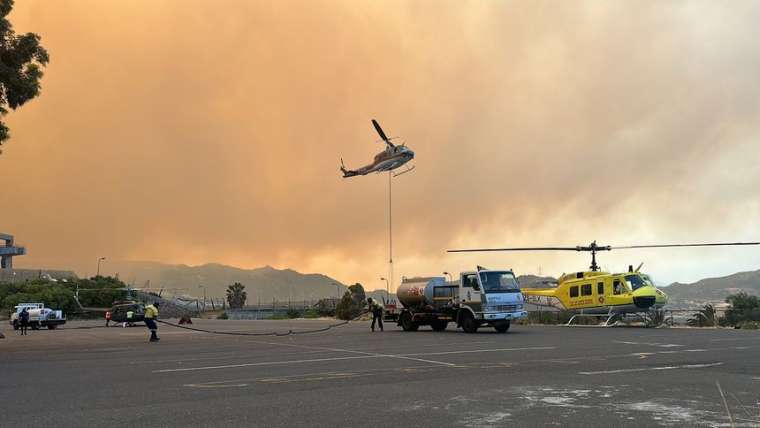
448 240 760 326
340 119 415 178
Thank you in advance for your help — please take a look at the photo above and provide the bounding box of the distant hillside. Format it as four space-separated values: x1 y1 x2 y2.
664 269 760 303
107 260 347 303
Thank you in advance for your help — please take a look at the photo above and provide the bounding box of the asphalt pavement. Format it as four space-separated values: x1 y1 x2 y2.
1 319 759 427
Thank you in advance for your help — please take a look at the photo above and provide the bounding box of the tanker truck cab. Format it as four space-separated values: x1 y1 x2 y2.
457 268 527 333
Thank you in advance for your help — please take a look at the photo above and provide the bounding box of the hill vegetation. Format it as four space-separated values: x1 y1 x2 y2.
663 269 760 303
106 261 347 302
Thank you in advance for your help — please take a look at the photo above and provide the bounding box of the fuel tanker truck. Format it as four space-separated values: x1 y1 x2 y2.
396 267 527 333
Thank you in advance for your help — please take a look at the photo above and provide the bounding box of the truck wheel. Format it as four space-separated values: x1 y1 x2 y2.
12 321 19 330
493 320 510 333
461 313 479 333
400 312 419 332
431 320 448 332
47 325 57 330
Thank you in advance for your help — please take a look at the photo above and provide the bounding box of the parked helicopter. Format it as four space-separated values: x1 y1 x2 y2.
340 119 415 178
448 240 760 326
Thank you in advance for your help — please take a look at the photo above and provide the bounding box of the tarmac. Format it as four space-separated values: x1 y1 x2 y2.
1 319 759 427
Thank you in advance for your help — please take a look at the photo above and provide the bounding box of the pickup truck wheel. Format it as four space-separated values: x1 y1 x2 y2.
493 320 510 333
461 313 479 333
12 321 19 330
47 325 57 330
430 320 448 332
400 312 419 332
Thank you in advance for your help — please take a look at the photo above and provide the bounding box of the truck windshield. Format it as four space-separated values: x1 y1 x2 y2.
479 272 520 293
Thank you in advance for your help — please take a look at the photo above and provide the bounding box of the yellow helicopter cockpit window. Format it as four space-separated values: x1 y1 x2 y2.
624 274 652 291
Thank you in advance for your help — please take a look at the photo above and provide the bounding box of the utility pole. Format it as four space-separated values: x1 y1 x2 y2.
96 257 106 277
388 171 394 297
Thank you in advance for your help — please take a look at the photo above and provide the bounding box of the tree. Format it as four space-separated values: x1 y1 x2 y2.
226 282 247 309
0 0 49 153
336 282 366 320
723 292 760 326
687 304 716 327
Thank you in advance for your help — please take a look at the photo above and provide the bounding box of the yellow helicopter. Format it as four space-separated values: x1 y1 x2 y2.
448 240 759 326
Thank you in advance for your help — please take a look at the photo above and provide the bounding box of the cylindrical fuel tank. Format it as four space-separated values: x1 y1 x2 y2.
397 277 446 308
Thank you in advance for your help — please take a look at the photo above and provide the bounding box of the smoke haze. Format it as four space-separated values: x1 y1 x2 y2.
3 1 760 290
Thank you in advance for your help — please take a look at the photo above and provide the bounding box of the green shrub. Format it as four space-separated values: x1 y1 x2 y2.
303 309 320 319
739 321 760 330
724 292 760 326
336 283 366 320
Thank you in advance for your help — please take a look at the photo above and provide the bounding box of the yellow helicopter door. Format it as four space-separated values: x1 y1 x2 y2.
597 282 606 305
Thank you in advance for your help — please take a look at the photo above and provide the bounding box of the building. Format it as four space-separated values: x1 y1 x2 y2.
0 233 25 270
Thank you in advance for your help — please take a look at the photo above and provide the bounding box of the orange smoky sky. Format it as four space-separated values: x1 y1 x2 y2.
2 0 760 290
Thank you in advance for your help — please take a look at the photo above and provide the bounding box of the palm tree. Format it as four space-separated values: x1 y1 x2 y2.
687 304 716 327
226 282 247 309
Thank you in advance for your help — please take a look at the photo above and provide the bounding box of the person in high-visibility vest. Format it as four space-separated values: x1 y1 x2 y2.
367 297 384 332
144 302 160 342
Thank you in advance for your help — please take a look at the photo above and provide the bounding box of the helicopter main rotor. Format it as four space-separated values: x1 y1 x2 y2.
448 240 760 272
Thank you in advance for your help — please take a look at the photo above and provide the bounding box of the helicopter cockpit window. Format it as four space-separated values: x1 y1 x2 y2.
613 279 623 295
597 282 604 295
625 275 647 291
569 286 579 298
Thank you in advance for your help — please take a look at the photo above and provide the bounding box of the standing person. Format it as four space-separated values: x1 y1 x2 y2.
19 308 30 336
105 311 111 327
144 302 160 342
367 297 384 332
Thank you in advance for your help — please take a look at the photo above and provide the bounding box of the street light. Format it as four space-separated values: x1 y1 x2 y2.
380 277 389 302
331 283 342 309
443 271 453 282
198 285 207 311
96 257 106 277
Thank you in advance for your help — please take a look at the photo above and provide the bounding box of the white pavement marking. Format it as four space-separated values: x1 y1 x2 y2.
153 345 558 373
153 355 383 373
185 383 249 388
614 341 684 348
716 380 734 427
404 346 555 357
578 362 724 375
182 365 445 387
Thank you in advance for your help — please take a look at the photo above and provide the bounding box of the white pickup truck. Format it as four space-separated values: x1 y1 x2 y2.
10 303 67 330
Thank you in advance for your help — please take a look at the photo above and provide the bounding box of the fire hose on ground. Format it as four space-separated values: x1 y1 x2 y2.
155 311 368 337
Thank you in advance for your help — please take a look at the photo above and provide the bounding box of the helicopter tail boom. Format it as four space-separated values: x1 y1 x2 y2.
340 158 359 178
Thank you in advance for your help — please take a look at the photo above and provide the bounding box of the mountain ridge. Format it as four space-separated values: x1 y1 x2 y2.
106 260 349 302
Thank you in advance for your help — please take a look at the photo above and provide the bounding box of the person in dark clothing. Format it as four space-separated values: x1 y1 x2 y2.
367 297 384 332
19 308 30 336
